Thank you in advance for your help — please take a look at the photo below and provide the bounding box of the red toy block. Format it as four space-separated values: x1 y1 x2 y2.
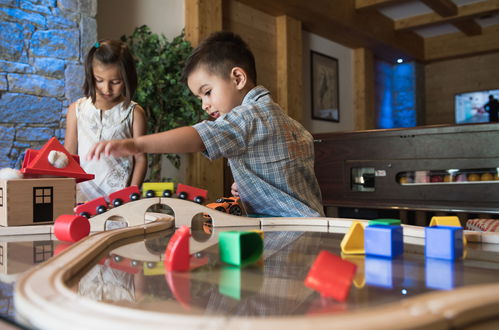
164 226 191 272
175 183 208 204
108 185 141 207
165 271 191 309
21 137 94 183
305 250 357 302
54 214 90 242
74 196 108 218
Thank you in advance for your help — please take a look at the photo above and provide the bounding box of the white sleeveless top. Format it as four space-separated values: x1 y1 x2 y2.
75 97 135 202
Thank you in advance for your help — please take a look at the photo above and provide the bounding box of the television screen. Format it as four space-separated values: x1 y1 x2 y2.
455 89 499 124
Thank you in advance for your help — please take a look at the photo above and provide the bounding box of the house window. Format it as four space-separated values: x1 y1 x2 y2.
0 188 3 207
33 241 53 263
0 245 3 266
33 187 53 222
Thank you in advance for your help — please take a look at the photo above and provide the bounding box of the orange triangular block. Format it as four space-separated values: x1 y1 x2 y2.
21 137 94 183
429 216 467 246
341 221 365 254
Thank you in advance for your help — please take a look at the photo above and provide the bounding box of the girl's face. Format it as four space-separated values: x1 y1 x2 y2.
92 59 124 107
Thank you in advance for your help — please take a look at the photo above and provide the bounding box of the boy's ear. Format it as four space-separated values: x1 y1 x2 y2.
230 67 247 90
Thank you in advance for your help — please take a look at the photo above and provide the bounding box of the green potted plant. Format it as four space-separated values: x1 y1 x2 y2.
121 25 205 181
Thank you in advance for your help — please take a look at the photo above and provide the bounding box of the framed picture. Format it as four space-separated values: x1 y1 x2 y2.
310 50 339 122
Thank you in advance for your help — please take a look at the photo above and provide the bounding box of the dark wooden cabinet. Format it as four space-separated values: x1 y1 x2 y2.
314 123 499 218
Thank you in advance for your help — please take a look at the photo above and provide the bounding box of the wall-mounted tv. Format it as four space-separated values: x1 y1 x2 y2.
455 89 499 124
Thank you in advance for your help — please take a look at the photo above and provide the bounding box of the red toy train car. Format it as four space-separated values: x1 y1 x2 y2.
75 186 141 218
176 183 207 204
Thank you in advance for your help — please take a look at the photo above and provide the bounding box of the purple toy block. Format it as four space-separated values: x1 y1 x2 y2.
364 225 403 258
425 226 463 260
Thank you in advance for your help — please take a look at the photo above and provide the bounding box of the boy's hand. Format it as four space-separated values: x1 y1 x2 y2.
86 138 139 160
231 182 239 197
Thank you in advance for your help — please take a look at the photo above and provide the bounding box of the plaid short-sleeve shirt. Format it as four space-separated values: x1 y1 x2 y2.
193 86 324 217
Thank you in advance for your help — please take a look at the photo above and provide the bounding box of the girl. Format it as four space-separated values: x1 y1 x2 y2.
65 40 147 202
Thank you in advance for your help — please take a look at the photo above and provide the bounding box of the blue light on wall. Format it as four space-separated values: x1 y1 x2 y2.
375 60 417 129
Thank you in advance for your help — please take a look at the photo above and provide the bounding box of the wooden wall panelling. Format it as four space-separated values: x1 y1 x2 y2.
276 15 303 122
184 0 224 202
353 48 375 130
223 0 278 96
425 52 499 124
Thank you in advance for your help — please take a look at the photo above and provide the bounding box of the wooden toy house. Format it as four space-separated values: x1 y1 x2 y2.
0 137 93 227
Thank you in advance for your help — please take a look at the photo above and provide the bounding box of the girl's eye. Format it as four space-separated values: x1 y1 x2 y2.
205 90 211 96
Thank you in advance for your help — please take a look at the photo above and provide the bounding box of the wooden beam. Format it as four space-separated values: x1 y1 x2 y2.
236 0 424 61
353 48 376 130
185 0 222 46
425 24 499 61
276 15 303 122
184 0 225 202
355 0 407 10
395 0 499 31
453 19 482 36
420 0 457 17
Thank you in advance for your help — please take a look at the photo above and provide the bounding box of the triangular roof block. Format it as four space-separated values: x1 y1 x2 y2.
341 221 365 255
21 137 94 183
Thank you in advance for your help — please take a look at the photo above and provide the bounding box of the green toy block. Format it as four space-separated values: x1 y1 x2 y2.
219 231 263 267
368 218 401 226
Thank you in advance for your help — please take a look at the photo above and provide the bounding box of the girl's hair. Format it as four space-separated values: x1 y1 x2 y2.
83 40 137 108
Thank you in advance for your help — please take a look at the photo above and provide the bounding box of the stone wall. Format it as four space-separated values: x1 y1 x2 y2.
0 0 97 168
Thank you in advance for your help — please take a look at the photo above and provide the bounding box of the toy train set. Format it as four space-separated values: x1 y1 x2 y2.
74 183 209 218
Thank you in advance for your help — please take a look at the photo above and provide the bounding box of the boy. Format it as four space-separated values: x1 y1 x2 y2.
87 31 324 217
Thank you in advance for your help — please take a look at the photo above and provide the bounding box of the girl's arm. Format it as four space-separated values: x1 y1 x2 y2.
64 102 78 154
130 105 147 187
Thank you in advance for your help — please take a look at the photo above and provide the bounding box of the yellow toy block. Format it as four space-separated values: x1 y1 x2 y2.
429 216 467 248
341 253 365 289
340 221 365 254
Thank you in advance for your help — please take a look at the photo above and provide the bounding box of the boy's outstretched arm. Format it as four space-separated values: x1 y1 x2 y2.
87 126 205 160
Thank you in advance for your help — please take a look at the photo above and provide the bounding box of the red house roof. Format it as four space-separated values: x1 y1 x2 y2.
21 137 94 183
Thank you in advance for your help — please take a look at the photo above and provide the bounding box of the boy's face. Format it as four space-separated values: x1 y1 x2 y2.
187 66 245 119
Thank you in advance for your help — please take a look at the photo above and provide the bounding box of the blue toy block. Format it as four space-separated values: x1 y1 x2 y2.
364 225 403 258
425 258 463 290
425 226 463 260
365 255 404 288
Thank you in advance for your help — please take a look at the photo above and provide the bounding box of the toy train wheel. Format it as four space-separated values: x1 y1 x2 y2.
130 193 140 201
194 196 204 204
229 205 242 216
96 205 107 214
178 192 187 200
113 198 123 207
163 189 172 197
145 190 155 198
79 212 90 219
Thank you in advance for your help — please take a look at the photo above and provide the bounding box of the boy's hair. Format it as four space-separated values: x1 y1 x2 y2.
83 40 137 108
182 31 257 84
